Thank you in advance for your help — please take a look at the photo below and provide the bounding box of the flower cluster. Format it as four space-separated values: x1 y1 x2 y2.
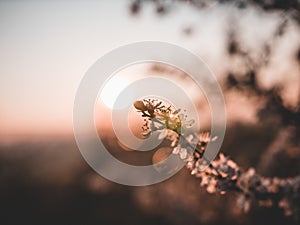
236 167 300 216
187 152 240 194
134 99 300 218
133 98 194 142
187 138 300 217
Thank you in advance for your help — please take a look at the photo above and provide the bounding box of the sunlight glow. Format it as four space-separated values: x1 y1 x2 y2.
100 76 131 109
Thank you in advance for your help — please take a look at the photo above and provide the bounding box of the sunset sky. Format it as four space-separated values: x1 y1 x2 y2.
0 0 190 138
1 0 299 140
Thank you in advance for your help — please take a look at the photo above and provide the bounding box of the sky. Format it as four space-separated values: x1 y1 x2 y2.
0 0 299 140
0 0 194 138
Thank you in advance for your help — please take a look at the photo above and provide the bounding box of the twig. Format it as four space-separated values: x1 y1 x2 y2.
133 99 300 219
186 142 300 218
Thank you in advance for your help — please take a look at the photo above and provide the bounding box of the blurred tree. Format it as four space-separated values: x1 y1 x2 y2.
129 0 300 219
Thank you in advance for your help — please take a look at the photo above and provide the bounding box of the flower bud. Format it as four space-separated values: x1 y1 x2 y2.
133 100 147 111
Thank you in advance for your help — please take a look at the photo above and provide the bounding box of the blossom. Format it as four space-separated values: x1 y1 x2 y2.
172 145 188 159
134 98 300 218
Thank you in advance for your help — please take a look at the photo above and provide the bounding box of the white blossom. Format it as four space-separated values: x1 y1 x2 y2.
172 145 188 159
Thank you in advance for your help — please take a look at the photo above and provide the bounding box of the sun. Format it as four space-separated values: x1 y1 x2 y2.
100 76 131 109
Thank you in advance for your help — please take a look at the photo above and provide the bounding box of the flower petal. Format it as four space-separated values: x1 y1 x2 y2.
172 145 180 154
179 148 187 159
158 129 167 140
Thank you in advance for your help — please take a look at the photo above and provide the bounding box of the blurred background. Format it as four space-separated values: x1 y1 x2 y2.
0 0 299 224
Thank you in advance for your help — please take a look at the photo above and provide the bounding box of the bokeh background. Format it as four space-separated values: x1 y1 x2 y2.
0 1 299 224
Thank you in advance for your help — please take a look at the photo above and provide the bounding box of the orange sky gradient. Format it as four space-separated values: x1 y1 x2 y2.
1 1 299 141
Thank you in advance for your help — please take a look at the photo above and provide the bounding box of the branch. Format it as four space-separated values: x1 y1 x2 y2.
133 99 300 219
186 147 300 218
